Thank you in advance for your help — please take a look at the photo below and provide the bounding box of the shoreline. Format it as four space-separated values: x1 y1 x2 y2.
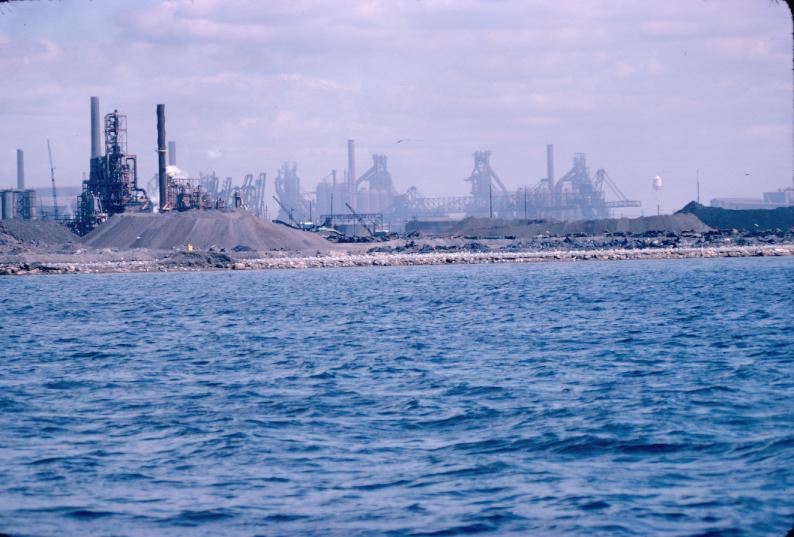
1 243 792 276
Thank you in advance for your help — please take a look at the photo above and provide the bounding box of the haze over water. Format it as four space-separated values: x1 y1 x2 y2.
1 257 792 536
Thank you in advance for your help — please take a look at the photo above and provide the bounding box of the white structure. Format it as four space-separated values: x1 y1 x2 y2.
652 175 663 215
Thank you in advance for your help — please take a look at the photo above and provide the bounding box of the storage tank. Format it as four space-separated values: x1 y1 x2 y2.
653 175 663 191
2 191 15 220
653 175 663 215
26 190 37 219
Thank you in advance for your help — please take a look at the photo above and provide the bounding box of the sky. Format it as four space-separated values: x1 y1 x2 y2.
0 0 791 214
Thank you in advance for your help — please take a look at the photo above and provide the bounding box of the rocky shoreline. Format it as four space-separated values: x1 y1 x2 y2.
1 243 792 276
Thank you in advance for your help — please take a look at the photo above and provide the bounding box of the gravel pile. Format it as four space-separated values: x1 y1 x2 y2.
0 220 78 252
81 210 331 252
677 201 794 231
449 214 710 238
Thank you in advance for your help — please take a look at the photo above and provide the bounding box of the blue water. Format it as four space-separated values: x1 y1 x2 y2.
1 257 792 536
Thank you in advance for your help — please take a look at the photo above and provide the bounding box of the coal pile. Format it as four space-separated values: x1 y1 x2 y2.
449 213 710 238
81 210 331 252
0 220 78 252
677 201 794 231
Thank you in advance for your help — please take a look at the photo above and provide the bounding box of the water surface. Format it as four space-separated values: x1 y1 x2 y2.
1 257 792 536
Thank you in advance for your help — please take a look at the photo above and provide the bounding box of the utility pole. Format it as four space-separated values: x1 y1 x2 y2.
47 139 59 220
524 186 528 220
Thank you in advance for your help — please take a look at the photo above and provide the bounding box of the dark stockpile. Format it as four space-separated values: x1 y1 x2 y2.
677 201 794 231
0 220 78 252
447 213 710 238
81 210 331 252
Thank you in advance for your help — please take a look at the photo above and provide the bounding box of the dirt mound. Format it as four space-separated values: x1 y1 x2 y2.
0 220 78 247
449 214 710 238
677 201 794 231
81 210 331 252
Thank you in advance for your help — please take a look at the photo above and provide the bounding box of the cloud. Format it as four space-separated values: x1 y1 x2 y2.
0 0 790 213
0 36 61 66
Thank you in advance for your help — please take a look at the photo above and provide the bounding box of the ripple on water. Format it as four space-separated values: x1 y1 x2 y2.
0 257 792 536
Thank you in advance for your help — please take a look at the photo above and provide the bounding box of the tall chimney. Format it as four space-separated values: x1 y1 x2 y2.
546 144 554 187
157 104 167 211
168 141 176 166
347 139 356 208
90 96 101 158
16 149 24 190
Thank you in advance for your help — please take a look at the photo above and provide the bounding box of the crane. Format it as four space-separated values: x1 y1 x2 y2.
345 202 376 238
272 195 301 229
46 139 59 220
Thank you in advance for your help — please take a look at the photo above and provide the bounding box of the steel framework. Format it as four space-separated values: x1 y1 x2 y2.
76 109 150 234
391 151 640 221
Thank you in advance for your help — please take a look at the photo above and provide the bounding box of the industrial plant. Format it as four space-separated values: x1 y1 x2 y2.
71 98 270 234
4 94 794 246
1 94 793 279
1 96 652 237
267 139 644 233
0 97 792 243
1 150 37 221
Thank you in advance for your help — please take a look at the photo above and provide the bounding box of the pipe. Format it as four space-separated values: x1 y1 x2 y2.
90 96 101 158
347 139 355 209
546 144 554 187
16 149 24 190
157 104 167 211
168 140 176 166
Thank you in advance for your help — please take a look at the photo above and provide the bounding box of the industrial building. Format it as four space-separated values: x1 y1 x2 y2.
74 97 151 234
274 162 310 223
390 146 641 222
153 105 267 215
70 98 270 234
711 188 794 210
9 95 641 236
267 138 641 233
306 141 640 229
1 149 38 220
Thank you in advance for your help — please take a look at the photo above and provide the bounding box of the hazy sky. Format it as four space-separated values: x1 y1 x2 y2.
1 0 791 214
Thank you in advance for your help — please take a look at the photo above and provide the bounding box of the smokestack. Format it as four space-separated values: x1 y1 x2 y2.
16 149 24 190
546 144 554 186
157 104 167 211
168 141 176 166
90 96 101 158
347 139 355 208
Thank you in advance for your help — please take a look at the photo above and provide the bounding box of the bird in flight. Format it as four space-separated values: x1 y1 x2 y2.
396 138 421 144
